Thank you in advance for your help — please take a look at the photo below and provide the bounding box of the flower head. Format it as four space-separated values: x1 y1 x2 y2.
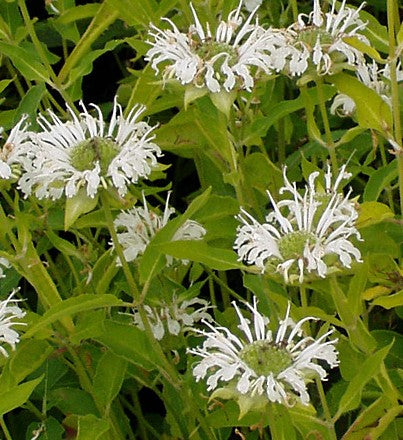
0 291 26 358
277 0 368 77
189 297 339 406
0 116 31 180
234 165 362 283
18 98 161 199
146 1 274 93
113 192 206 264
127 296 213 340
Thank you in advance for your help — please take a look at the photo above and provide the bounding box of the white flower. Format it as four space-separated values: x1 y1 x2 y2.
331 61 403 116
18 98 161 199
234 165 362 283
0 257 11 279
127 296 213 340
189 297 339 406
113 192 206 264
0 291 26 358
146 1 274 93
0 116 31 180
279 0 368 76
244 0 263 13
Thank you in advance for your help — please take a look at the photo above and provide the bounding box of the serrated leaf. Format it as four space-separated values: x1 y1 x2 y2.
65 189 99 230
23 294 123 338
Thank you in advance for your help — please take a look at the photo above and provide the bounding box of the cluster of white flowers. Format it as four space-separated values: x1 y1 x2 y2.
113 192 206 264
234 165 362 283
146 1 275 93
0 291 26 358
127 296 213 340
189 297 339 406
331 61 403 116
16 98 161 200
146 0 369 92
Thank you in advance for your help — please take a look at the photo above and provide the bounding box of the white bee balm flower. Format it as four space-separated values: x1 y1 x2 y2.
146 1 273 93
234 165 362 283
114 192 206 264
18 98 161 200
0 291 26 358
127 296 213 340
281 0 368 76
189 297 339 406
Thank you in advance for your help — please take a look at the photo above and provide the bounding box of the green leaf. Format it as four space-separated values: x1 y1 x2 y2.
343 36 383 62
210 90 237 118
243 85 336 144
64 189 99 230
335 344 391 418
23 294 124 338
56 3 101 24
363 161 398 202
13 83 46 127
95 320 163 371
9 340 52 385
76 414 109 440
0 78 13 95
289 405 335 440
330 73 393 134
104 0 155 26
159 240 244 270
93 351 127 411
372 290 403 309
46 230 85 262
0 41 50 82
184 85 208 109
50 388 98 416
0 376 43 416
356 202 395 228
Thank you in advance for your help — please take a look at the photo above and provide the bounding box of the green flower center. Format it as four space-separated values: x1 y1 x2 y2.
196 41 238 68
240 340 293 376
298 27 334 49
278 231 316 260
69 137 120 173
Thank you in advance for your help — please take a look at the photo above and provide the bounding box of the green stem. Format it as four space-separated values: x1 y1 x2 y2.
57 3 119 84
0 417 12 440
315 376 332 422
290 0 298 21
101 192 141 302
17 0 75 108
299 285 308 309
316 79 338 172
379 139 396 213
